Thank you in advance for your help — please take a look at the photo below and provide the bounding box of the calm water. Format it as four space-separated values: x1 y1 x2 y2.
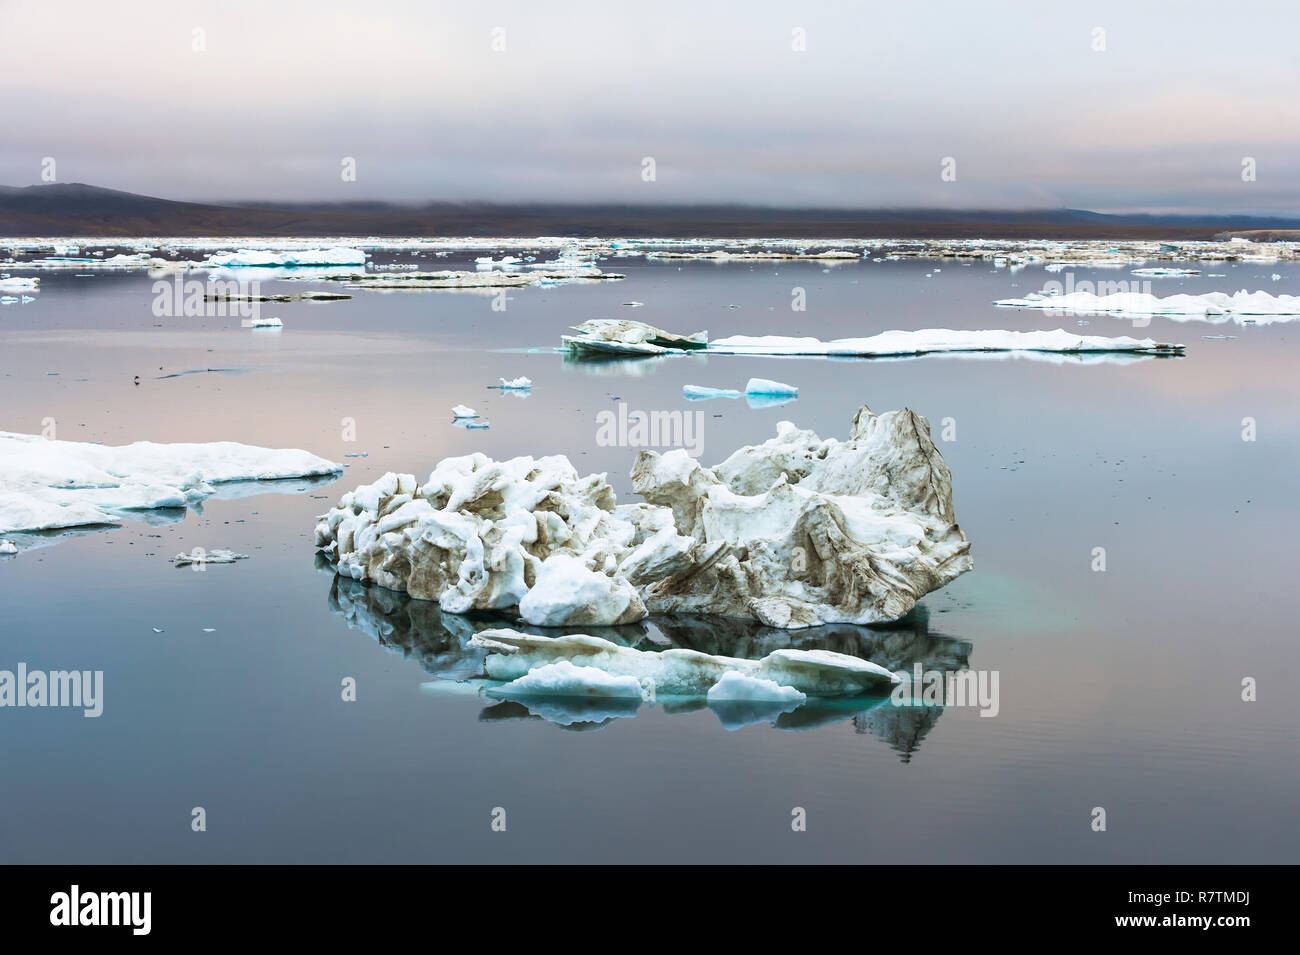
1 250 1297 862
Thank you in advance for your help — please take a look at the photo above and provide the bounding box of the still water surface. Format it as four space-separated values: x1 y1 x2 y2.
1 251 1296 862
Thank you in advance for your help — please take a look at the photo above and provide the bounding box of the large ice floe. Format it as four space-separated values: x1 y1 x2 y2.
203 247 368 268
994 289 1300 324
315 404 971 630
559 319 1183 358
0 431 342 538
474 629 897 698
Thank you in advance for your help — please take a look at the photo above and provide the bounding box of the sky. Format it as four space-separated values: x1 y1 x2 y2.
1 0 1298 214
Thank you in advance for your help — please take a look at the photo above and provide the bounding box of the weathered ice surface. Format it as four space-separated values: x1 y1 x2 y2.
631 405 972 626
561 319 709 356
315 455 691 627
316 406 971 629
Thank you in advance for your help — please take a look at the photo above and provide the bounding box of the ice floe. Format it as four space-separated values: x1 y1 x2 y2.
683 385 741 400
709 328 1184 357
561 319 708 356
471 629 898 697
204 247 367 268
0 277 39 290
0 432 342 535
707 670 807 705
993 289 1300 324
745 377 798 397
495 376 532 390
171 549 249 566
488 659 644 701
451 404 478 419
316 404 970 629
560 319 1182 359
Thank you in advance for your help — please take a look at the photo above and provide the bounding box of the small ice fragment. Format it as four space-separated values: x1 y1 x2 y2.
243 317 282 328
745 377 799 397
496 376 532 390
0 540 17 555
171 549 248 566
683 385 741 400
707 671 807 705
451 405 478 419
202 628 216 633
152 628 164 633
491 660 644 701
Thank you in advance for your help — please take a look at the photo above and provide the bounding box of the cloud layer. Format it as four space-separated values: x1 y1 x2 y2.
1 0 1297 213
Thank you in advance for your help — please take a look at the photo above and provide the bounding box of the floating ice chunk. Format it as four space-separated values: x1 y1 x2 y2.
471 629 897 697
474 256 521 269
0 277 39 290
317 405 970 628
490 660 645 700
745 377 799 397
707 670 806 705
1131 268 1200 276
496 376 532 390
451 405 478 418
171 548 248 566
712 328 1185 356
242 316 283 328
517 554 645 627
0 540 17 555
993 290 1300 324
205 247 366 268
0 431 341 535
561 319 708 356
683 385 741 400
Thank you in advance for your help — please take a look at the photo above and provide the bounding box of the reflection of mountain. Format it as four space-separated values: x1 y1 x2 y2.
326 571 972 755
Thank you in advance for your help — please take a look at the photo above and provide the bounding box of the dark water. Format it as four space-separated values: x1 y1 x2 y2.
1 250 1297 862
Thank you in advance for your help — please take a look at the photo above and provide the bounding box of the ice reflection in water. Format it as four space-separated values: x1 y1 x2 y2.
323 564 972 758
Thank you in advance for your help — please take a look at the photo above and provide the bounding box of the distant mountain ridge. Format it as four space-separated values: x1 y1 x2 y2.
3 183 1298 239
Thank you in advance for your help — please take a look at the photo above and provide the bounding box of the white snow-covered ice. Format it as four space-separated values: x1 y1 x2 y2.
316 405 972 629
745 377 799 396
710 328 1184 356
994 289 1300 324
683 385 741 400
471 629 898 697
0 432 341 535
204 247 367 268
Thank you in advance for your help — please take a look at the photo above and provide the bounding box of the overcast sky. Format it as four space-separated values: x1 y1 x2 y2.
2 0 1297 213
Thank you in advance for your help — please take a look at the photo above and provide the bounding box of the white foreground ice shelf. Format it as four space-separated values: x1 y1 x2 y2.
0 432 342 535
